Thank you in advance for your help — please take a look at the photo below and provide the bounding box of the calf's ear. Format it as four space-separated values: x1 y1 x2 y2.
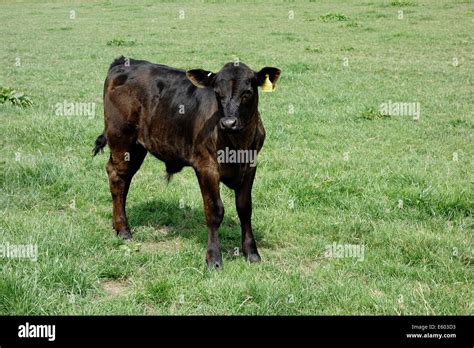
256 67 282 91
186 69 216 88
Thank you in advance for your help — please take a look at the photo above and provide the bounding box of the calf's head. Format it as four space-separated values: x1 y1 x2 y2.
186 63 281 132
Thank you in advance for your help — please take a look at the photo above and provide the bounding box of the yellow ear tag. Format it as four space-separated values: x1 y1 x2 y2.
261 74 274 92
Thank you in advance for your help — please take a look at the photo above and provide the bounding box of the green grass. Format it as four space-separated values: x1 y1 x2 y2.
0 0 472 315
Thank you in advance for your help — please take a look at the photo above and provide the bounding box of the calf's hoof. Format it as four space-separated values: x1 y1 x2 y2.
207 259 223 270
206 250 223 270
245 252 261 263
117 229 132 241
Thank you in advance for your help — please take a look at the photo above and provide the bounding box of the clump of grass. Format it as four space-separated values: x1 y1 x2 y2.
320 13 348 22
360 106 390 120
0 87 33 107
305 46 322 53
284 35 300 42
270 32 299 42
448 119 470 128
139 280 174 305
344 21 361 28
390 0 416 6
107 38 136 47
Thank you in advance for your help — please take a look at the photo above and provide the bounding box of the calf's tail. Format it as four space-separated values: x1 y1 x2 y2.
92 133 107 156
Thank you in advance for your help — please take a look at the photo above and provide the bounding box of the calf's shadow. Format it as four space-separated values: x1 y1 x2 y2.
126 198 268 256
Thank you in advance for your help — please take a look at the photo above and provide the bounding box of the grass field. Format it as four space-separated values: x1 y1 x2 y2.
0 0 472 315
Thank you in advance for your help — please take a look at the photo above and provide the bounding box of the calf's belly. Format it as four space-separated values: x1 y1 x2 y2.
137 127 193 169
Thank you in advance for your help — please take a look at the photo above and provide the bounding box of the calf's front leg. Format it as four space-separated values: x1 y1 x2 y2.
194 165 224 269
235 168 261 262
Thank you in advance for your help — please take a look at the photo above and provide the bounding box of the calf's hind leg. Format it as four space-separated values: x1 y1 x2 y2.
106 143 147 240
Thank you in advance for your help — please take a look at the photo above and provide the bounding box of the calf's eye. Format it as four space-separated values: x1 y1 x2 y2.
241 91 252 102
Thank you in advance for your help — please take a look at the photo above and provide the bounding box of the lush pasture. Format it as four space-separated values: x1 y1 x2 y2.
0 0 472 315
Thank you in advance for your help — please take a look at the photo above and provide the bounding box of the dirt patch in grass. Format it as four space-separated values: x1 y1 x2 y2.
101 279 130 298
141 238 182 253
